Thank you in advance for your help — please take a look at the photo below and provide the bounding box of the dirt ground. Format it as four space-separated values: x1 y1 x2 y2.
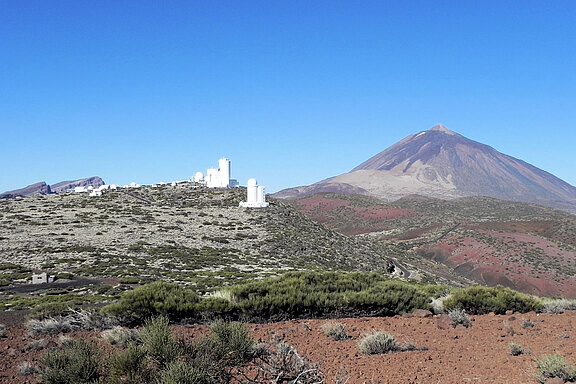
1 310 575 384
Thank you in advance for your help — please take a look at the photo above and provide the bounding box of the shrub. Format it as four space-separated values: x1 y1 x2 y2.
207 320 255 366
159 361 214 384
447 308 471 328
536 354 576 383
107 343 153 384
101 281 199 322
102 326 140 348
39 339 101 384
542 299 576 314
359 332 398 355
0 323 6 338
27 317 73 336
508 342 525 356
140 316 180 369
321 321 348 341
442 285 543 315
250 341 325 384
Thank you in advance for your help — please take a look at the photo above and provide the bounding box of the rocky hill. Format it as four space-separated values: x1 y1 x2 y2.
0 184 397 293
1 177 105 198
287 192 576 298
0 182 51 199
275 125 576 213
50 176 105 193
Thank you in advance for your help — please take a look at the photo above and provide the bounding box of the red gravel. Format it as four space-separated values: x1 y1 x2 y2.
2 310 576 383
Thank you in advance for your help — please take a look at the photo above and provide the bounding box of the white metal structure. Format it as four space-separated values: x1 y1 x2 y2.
239 178 269 208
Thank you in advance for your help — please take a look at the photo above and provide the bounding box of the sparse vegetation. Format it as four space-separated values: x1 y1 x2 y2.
447 308 471 328
321 321 349 341
508 342 529 356
359 332 398 355
536 353 576 383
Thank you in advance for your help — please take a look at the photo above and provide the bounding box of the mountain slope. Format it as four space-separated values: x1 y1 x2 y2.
51 176 105 193
0 184 396 292
1 177 105 198
275 125 576 213
287 192 576 298
0 182 51 199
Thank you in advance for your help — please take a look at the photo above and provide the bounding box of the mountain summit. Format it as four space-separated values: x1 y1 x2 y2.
275 125 576 212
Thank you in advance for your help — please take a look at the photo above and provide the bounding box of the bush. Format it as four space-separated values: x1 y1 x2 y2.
442 285 543 315
0 323 6 338
107 343 153 384
40 339 101 384
321 321 348 341
359 332 398 355
447 308 471 328
508 342 525 356
102 326 140 348
27 317 73 337
207 320 255 366
250 341 325 383
140 316 180 369
101 281 199 322
159 361 214 384
229 271 430 320
542 299 576 314
536 354 576 383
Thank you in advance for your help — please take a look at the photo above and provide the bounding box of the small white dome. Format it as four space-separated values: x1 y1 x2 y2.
247 178 258 187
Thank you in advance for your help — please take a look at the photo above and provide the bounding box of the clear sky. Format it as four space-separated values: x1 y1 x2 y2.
1 1 575 193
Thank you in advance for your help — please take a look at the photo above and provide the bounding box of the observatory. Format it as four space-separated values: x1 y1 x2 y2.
195 158 238 188
239 178 269 208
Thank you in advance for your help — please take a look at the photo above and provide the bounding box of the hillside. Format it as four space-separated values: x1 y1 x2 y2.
0 184 396 294
275 125 576 213
288 193 576 298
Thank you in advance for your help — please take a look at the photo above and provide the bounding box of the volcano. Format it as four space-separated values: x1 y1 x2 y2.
275 125 576 213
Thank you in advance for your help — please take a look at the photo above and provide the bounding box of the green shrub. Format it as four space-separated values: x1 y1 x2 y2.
140 316 180 369
39 340 100 383
101 281 199 322
359 332 398 355
228 271 430 320
107 343 153 384
442 285 543 315
536 354 576 383
207 320 255 366
159 361 215 384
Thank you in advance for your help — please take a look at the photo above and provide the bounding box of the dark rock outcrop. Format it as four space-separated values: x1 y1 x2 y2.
50 177 105 194
0 182 51 199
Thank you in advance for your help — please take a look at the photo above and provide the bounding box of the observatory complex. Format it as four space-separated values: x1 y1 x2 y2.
193 158 238 188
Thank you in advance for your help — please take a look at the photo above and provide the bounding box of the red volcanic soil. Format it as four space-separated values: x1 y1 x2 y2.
2 311 576 384
294 195 416 235
420 228 576 298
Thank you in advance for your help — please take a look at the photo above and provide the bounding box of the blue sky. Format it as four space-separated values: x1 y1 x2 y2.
1 1 575 193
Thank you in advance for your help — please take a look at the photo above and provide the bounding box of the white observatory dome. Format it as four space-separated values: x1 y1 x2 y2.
247 178 258 187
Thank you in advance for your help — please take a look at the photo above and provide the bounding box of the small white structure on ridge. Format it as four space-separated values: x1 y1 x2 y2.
239 178 269 208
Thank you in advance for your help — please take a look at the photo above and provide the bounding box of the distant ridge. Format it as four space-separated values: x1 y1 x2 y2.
0 176 105 199
0 182 51 199
275 125 576 213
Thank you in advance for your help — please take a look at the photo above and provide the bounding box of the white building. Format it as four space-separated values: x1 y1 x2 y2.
32 272 54 284
195 158 238 188
239 178 269 208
